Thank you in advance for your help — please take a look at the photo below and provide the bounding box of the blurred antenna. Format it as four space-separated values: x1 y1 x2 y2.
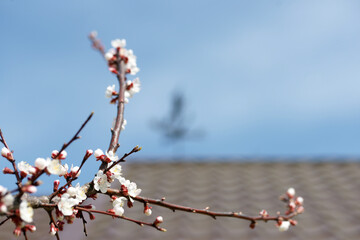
151 90 205 149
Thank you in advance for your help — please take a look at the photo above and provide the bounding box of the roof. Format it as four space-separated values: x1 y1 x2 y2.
2 162 360 239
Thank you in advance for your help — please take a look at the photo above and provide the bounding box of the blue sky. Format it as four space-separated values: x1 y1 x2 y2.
1 0 360 173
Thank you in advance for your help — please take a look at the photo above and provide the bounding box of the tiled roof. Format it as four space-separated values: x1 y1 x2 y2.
2 162 360 239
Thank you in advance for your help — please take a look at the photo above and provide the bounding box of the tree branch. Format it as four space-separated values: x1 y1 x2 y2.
53 112 94 160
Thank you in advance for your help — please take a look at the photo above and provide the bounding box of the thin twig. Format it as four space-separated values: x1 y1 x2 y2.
0 129 22 189
79 211 88 236
106 188 300 223
76 206 166 232
104 146 140 173
0 217 10 226
53 112 94 159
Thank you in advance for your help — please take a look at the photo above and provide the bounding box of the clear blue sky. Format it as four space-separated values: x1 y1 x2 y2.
1 0 360 170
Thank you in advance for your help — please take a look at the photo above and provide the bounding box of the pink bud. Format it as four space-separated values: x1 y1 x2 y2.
25 224 36 232
297 206 305 213
289 219 298 226
85 149 93 159
70 166 81 178
50 223 58 236
3 167 14 174
13 227 21 236
53 180 60 192
20 171 27 178
89 213 95 220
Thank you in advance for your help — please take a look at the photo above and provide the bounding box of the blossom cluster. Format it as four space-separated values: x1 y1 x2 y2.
104 38 141 104
276 187 304 232
0 148 86 236
93 149 142 216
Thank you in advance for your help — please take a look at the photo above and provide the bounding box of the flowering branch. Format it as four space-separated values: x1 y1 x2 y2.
75 206 166 232
0 32 304 239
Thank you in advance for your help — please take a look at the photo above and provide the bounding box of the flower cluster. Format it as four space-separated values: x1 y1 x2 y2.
276 187 304 232
104 38 141 104
105 39 139 75
93 149 142 215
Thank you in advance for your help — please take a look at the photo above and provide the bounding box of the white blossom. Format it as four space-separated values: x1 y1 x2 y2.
20 200 34 223
107 162 122 179
278 221 291 232
35 158 48 170
112 196 126 217
67 183 87 203
113 196 127 208
113 204 124 216
47 159 67 176
105 48 116 61
117 176 141 198
70 165 81 177
125 78 141 102
93 170 111 193
111 39 126 49
106 150 119 162
18 161 36 175
105 84 116 98
57 193 79 216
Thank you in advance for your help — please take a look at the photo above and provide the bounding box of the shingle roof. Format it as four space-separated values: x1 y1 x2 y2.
2 162 360 240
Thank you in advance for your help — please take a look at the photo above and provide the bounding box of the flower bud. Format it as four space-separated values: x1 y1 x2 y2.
35 158 48 170
295 196 304 205
85 149 93 159
25 224 36 232
52 150 67 160
278 221 290 232
286 188 295 198
109 67 119 75
154 216 163 226
13 227 21 237
144 205 152 216
53 180 60 192
3 167 14 174
1 147 13 161
94 149 104 160
50 223 58 236
70 165 81 178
